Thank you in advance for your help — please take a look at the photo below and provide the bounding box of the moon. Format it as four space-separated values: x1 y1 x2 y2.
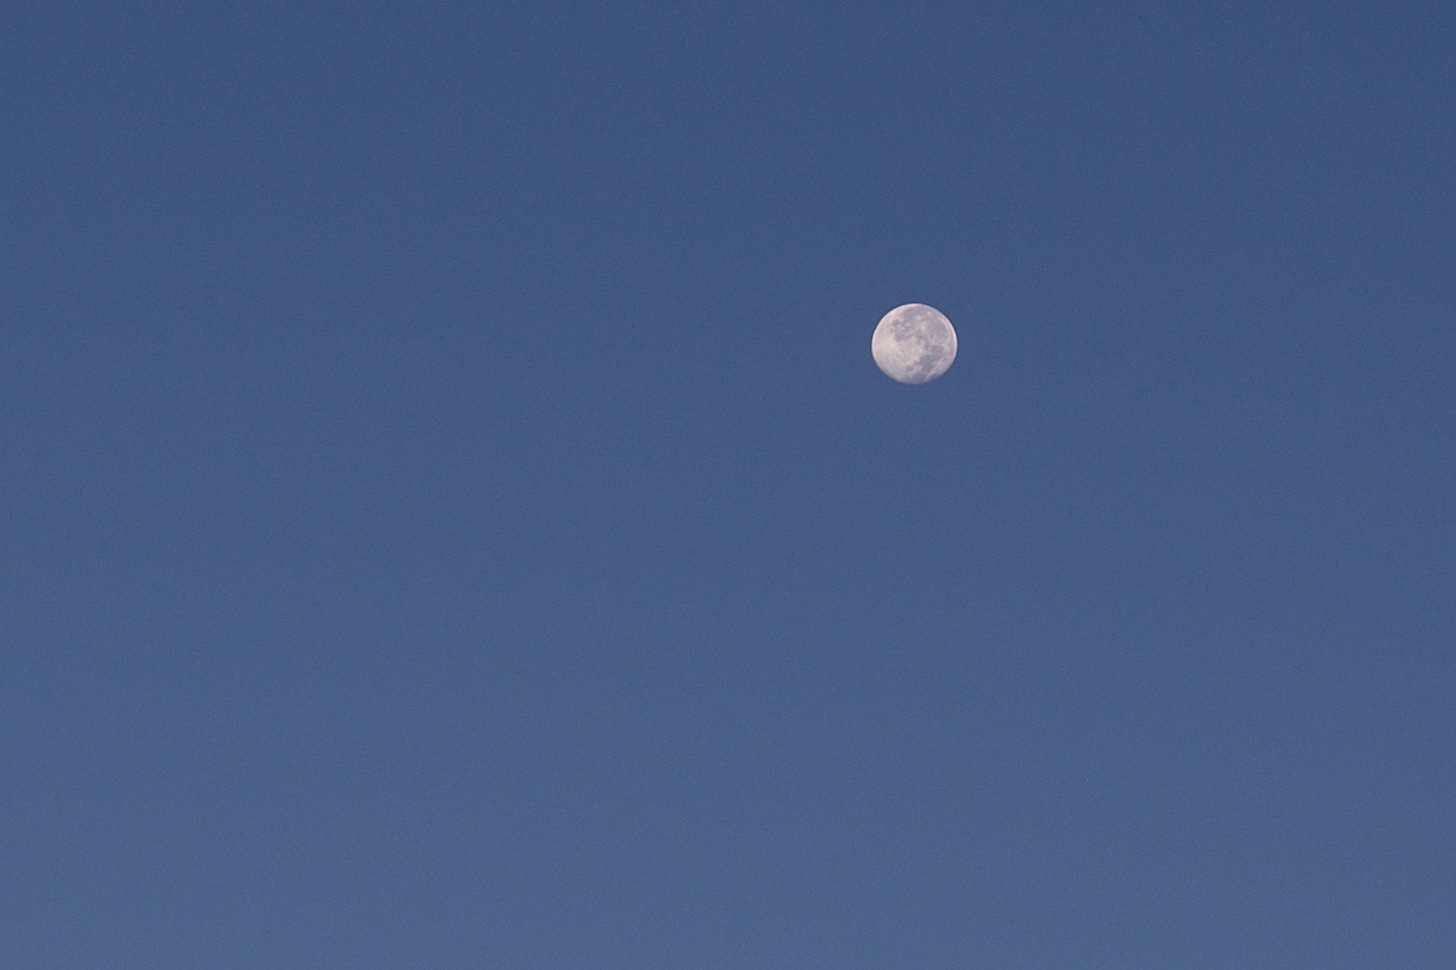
872 304 957 384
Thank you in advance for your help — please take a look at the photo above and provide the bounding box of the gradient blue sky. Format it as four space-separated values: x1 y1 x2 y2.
4 1 1454 966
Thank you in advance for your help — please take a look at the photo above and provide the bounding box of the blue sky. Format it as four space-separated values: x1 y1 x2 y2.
3 1 1454 966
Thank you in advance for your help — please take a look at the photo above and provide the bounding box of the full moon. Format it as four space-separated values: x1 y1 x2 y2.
871 304 957 384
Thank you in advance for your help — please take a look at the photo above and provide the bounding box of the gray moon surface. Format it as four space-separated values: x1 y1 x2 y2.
871 304 957 384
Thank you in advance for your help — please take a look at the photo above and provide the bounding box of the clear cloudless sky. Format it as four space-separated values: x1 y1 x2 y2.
3 1 1454 966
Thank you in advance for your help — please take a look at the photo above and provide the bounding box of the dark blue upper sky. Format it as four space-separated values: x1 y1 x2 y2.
3 1 1454 966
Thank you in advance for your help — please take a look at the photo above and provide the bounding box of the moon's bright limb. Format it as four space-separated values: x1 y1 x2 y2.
872 304 957 384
